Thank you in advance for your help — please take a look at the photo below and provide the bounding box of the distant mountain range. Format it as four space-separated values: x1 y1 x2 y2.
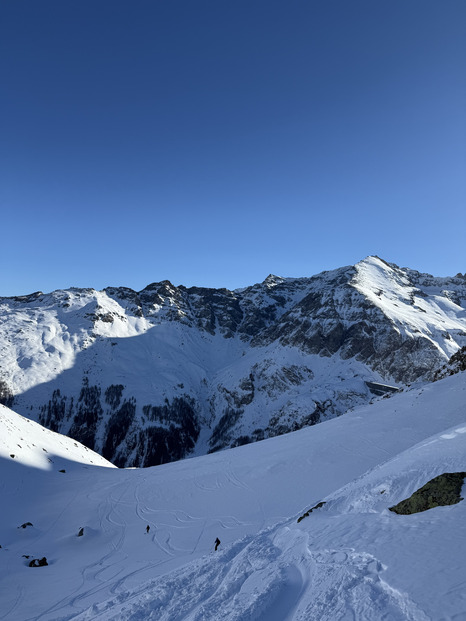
1 256 465 467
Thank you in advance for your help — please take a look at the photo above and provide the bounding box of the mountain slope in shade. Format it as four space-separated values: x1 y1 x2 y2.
0 372 465 620
0 256 465 467
0 405 115 470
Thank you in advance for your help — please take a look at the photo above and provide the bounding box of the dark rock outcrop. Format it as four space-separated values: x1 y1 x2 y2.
0 379 14 407
434 346 466 381
297 501 326 523
29 557 48 567
389 472 466 515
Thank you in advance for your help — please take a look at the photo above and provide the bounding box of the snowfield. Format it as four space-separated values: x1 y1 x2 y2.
1 371 465 620
0 407 115 470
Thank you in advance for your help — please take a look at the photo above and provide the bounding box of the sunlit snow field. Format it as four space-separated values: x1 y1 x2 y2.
1 372 465 620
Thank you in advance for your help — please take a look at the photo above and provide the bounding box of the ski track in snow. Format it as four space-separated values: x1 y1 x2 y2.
72 526 430 621
32 481 134 620
1 372 466 620
0 584 24 621
303 546 428 621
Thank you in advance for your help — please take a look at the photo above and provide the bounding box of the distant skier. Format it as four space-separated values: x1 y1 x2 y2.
214 537 221 551
146 525 150 534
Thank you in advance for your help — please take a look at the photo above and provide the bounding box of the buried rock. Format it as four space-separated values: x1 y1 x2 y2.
389 472 466 515
29 557 48 567
18 522 33 529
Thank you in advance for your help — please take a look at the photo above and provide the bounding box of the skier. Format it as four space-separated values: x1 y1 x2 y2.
146 525 150 534
214 537 221 551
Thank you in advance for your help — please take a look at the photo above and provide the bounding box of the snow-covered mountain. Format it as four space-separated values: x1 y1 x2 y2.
0 371 465 620
1 255 465 467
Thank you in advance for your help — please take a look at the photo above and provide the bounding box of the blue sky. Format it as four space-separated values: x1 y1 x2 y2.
1 1 465 295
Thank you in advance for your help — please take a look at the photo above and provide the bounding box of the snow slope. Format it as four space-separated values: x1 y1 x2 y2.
0 406 116 470
352 257 466 359
0 372 465 620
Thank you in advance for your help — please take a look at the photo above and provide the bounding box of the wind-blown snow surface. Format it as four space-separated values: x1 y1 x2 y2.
1 373 465 620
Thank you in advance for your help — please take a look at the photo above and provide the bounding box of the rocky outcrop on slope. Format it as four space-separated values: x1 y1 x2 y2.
254 259 466 383
434 346 466 381
389 472 466 514
0 256 465 467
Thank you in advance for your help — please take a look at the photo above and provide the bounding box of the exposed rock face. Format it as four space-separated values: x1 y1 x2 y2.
389 472 466 514
0 256 465 467
434 346 466 381
0 380 14 408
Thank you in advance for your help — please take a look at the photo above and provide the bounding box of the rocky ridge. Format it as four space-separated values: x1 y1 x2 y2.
0 256 465 467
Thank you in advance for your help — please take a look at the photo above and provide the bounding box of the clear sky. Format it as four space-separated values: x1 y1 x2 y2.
1 1 465 296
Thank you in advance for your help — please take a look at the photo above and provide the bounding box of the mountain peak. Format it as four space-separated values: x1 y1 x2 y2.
263 274 284 286
1 257 465 469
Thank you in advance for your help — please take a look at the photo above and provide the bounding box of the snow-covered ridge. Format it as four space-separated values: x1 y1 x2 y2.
352 256 466 360
0 256 465 467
